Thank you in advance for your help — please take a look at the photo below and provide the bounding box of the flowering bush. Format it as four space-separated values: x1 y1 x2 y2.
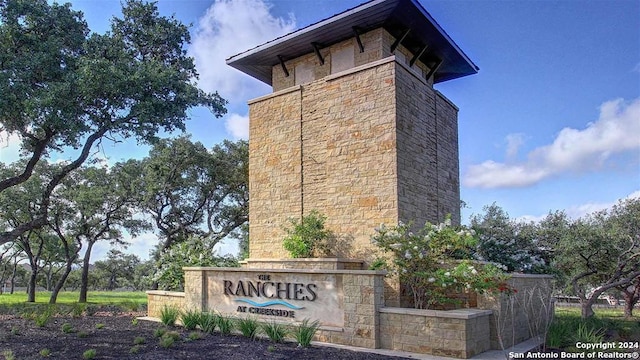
371 216 516 309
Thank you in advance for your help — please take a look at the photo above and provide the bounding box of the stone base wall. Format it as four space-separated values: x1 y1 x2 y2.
146 291 185 318
379 308 492 358
146 269 554 359
477 274 554 350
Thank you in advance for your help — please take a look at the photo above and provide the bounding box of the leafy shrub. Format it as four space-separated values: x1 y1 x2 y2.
187 332 203 341
162 331 181 341
573 323 604 345
293 318 320 347
85 305 99 316
34 307 55 327
153 328 167 338
160 305 181 327
371 216 513 309
180 309 201 330
199 312 218 334
262 321 288 343
3 350 15 360
133 336 145 345
217 314 234 335
77 331 88 338
82 349 96 360
95 323 105 330
61 323 75 334
237 316 259 339
39 348 51 357
129 345 141 354
159 331 180 348
71 303 86 317
282 210 332 258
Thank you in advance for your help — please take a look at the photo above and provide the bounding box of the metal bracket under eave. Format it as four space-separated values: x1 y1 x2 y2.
277 55 289 77
311 42 325 65
425 58 443 81
390 28 411 54
410 45 429 67
352 27 365 53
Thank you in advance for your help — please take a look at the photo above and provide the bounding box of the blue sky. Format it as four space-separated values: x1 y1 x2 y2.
1 0 638 260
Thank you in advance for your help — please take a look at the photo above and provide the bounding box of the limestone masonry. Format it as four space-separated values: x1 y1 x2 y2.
247 27 462 263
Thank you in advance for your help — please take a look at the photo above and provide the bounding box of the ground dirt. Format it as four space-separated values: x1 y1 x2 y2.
0 311 410 360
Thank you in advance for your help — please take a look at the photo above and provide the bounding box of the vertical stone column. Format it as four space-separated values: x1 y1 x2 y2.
183 268 206 312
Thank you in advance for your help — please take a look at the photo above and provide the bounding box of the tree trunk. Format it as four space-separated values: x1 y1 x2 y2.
580 297 596 319
27 269 37 302
49 260 73 304
621 284 639 319
10 261 17 294
79 241 95 303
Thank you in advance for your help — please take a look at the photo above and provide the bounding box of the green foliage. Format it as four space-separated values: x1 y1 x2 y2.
367 258 387 270
180 309 201 330
539 198 640 318
237 316 259 339
154 236 239 291
77 331 88 338
293 318 320 347
95 323 105 330
372 216 513 309
159 331 180 348
2 350 15 360
0 0 226 247
34 308 53 327
129 345 141 354
61 323 75 333
217 314 234 335
159 336 175 349
159 305 180 327
262 321 288 343
39 348 51 357
82 349 96 360
187 332 203 341
572 323 604 346
153 328 167 338
139 137 248 289
470 203 548 273
162 331 181 341
133 336 145 345
282 210 332 258
71 303 86 317
198 312 218 334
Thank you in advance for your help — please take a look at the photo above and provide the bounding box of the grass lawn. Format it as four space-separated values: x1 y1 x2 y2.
0 291 147 306
548 306 640 349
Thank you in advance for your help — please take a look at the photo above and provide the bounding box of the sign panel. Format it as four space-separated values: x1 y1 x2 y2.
206 271 344 327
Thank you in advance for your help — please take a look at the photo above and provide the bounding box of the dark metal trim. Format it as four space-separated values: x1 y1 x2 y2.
311 42 325 65
425 58 443 81
390 28 411 53
278 55 289 77
410 45 428 67
352 26 365 53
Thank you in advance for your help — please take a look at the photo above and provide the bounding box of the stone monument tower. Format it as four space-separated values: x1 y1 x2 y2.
227 0 478 262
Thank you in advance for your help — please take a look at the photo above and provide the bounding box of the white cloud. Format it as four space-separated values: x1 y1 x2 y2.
0 130 23 163
505 133 525 160
224 113 249 140
516 190 640 222
464 98 640 188
189 0 296 101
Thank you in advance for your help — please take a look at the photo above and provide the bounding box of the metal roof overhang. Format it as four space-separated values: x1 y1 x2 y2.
226 0 478 85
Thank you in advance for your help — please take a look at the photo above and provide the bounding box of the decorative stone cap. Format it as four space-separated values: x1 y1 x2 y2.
379 307 493 319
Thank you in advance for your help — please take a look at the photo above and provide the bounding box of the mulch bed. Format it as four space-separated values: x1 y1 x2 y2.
0 311 411 359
